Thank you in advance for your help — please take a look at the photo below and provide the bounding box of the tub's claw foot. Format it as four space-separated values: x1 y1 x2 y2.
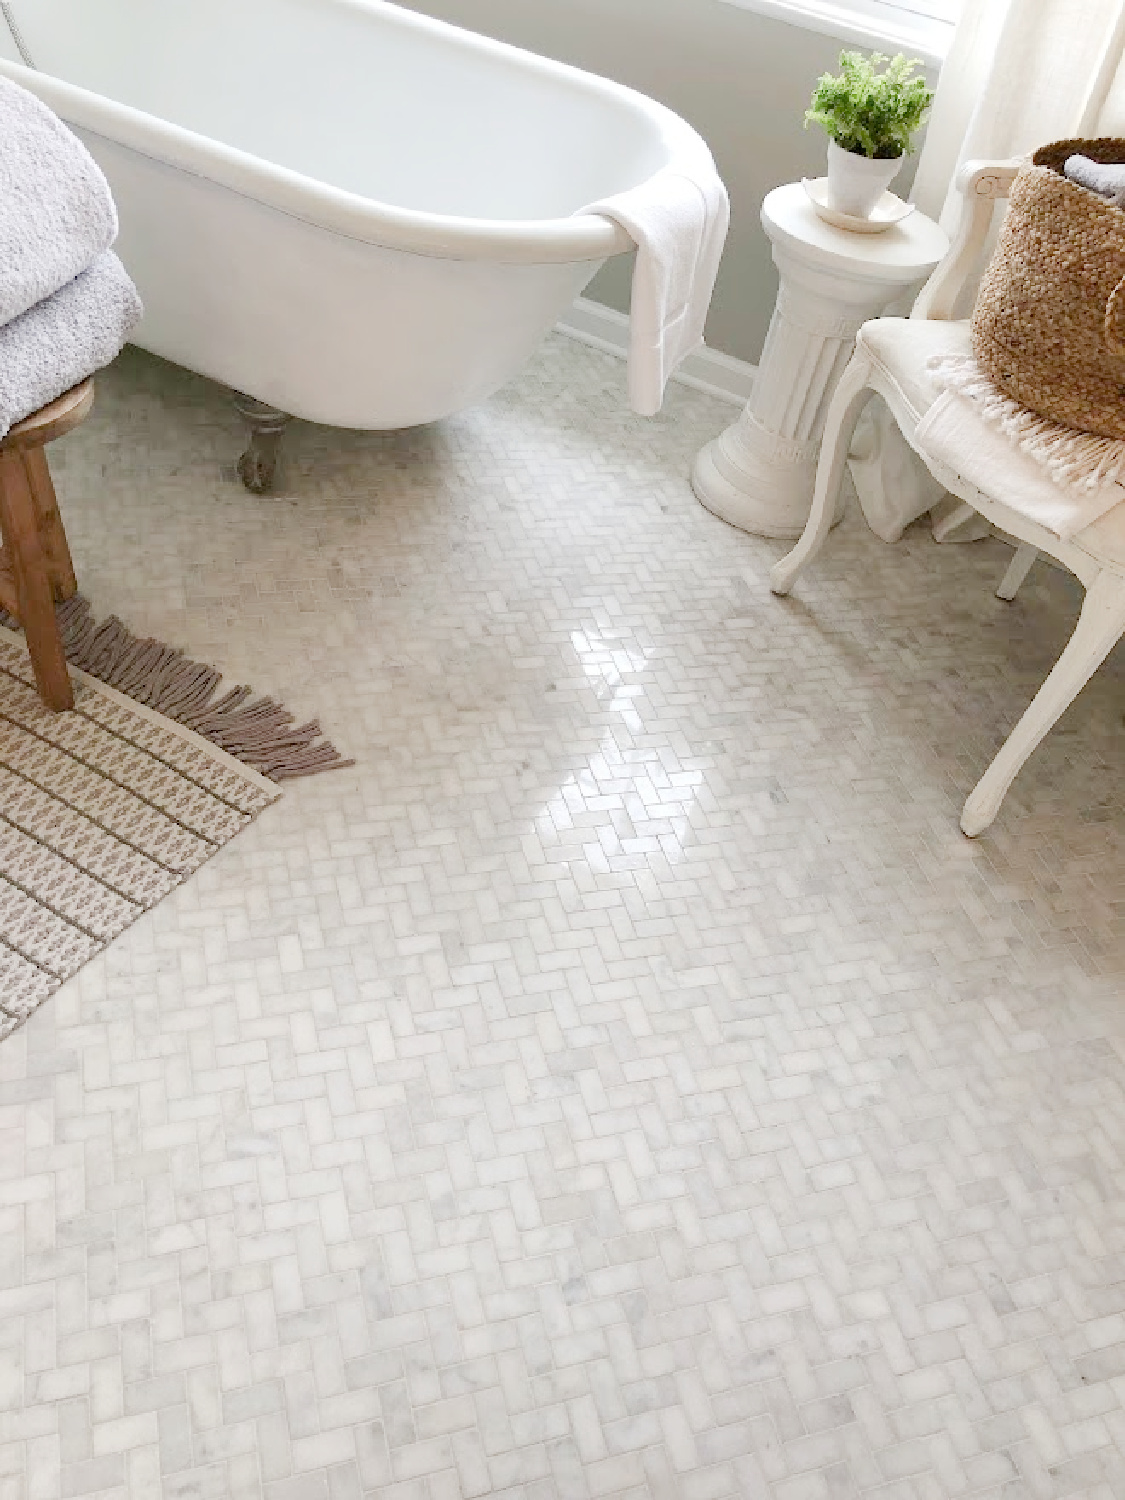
237 441 278 494
231 392 291 494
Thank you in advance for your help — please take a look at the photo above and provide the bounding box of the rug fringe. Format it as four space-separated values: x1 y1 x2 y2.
1 595 353 781
929 354 1125 491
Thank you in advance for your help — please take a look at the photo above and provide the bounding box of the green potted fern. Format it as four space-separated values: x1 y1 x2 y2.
805 51 934 219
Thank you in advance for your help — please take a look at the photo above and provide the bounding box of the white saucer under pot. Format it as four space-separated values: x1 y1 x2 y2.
802 176 916 235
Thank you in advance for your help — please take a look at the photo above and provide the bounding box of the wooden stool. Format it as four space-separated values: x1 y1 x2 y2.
0 380 92 712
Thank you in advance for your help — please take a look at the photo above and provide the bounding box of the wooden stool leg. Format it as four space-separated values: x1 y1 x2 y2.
0 449 73 711
22 447 77 600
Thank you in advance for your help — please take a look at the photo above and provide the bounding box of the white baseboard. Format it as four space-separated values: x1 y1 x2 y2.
556 297 755 407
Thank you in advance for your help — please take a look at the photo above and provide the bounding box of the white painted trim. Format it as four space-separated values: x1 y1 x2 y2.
557 297 756 407
713 0 952 69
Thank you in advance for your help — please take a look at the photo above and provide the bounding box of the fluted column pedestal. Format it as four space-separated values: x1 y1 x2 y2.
693 182 948 539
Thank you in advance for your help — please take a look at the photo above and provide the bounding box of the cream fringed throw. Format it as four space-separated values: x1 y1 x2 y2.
919 354 1125 541
931 352 1125 490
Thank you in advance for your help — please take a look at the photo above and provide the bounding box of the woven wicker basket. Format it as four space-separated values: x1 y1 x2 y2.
971 138 1125 441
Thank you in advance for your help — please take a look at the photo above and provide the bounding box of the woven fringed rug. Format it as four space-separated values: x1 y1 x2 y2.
0 595 352 780
0 601 351 1040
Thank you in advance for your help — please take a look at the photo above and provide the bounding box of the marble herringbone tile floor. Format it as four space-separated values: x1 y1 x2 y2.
4 335 1125 1500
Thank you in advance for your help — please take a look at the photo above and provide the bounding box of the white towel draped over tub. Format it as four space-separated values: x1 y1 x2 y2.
581 148 730 416
0 73 119 325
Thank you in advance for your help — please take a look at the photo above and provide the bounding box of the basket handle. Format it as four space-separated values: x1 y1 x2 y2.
1106 275 1125 356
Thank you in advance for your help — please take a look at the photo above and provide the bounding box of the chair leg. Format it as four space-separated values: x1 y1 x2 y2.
961 568 1125 836
22 447 77 599
0 449 73 711
770 351 874 597
996 542 1038 602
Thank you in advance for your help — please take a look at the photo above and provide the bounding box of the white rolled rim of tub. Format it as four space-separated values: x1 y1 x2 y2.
0 57 706 265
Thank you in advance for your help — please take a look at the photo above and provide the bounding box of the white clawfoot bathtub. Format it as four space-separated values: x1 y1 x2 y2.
0 0 710 486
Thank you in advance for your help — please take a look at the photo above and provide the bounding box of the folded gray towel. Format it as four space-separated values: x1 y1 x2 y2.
1064 153 1125 207
0 251 141 438
0 73 118 327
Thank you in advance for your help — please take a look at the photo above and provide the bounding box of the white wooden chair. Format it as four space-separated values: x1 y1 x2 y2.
770 159 1125 837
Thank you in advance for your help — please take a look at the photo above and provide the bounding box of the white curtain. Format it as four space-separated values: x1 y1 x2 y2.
853 0 1125 543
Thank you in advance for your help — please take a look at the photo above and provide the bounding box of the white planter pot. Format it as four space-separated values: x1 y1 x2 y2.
825 141 904 219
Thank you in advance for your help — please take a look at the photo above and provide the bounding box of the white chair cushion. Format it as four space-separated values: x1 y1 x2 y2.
858 317 1125 570
857 317 971 425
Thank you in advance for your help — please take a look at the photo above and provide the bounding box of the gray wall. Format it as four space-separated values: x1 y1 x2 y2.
400 0 849 365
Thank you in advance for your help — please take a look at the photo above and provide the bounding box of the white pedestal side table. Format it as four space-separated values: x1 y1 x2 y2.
692 182 949 538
